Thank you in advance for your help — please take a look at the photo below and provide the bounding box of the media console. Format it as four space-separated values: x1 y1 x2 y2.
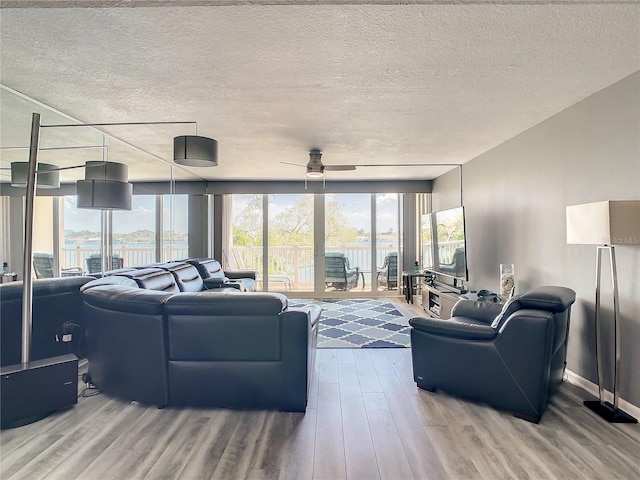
422 284 460 320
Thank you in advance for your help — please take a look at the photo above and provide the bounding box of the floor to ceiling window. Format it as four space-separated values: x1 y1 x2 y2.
228 193 264 279
375 193 400 291
324 193 371 293
60 193 188 275
227 192 401 296
112 195 157 268
268 194 314 292
162 194 189 262
61 196 102 273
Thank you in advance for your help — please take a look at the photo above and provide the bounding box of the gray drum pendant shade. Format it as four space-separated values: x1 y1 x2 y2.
77 161 132 210
174 135 218 167
10 161 60 188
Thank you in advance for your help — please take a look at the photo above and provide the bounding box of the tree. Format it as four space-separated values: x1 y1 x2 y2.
232 195 263 246
325 200 359 246
269 196 314 246
232 195 360 247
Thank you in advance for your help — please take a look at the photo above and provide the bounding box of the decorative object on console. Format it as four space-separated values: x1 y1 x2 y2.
566 200 640 423
499 263 515 298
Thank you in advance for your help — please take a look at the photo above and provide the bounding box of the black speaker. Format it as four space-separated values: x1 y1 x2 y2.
1 354 78 429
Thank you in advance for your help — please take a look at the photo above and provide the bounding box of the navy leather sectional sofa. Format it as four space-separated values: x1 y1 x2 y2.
0 259 320 413
81 261 320 412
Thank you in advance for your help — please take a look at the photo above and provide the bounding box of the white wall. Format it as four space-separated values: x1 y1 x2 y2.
433 71 640 408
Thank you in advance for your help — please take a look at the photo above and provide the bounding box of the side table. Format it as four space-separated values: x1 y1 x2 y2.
402 271 429 304
1 272 18 283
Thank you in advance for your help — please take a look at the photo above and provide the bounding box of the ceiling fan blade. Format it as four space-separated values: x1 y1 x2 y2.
324 165 357 171
352 163 461 167
280 161 307 168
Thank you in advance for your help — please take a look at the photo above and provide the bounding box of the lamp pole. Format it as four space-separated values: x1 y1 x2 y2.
21 112 41 364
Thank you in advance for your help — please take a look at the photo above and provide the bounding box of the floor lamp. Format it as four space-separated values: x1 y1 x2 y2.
566 200 640 423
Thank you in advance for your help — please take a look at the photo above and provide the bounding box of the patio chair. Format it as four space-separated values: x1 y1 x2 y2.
86 254 124 274
377 251 398 289
33 252 84 278
226 248 293 291
324 252 360 290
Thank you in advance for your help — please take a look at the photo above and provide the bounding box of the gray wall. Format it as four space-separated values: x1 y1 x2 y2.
433 71 640 408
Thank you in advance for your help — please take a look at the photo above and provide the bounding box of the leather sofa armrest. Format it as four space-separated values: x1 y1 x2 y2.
287 304 322 329
225 270 257 280
203 279 244 291
409 316 498 341
451 299 503 324
203 277 230 288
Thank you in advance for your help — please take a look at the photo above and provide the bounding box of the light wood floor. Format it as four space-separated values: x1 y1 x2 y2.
2 345 639 480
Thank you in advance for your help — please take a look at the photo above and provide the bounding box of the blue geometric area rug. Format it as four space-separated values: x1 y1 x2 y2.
288 298 411 348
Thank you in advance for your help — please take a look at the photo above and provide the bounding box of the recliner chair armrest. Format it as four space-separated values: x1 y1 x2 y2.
451 300 503 324
409 316 498 341
225 270 257 280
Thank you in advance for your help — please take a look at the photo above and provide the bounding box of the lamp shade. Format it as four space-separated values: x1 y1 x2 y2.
84 160 128 182
174 135 218 167
77 161 132 210
77 179 132 210
10 162 60 188
566 200 640 245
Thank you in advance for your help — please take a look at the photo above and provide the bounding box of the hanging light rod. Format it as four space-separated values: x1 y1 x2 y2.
40 120 197 128
37 120 218 168
0 145 108 151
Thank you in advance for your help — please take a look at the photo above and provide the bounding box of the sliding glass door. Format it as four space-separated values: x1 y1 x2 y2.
324 194 371 293
268 194 314 292
227 193 315 293
227 192 401 296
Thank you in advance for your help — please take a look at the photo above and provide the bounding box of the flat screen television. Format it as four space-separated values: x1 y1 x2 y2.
421 206 468 282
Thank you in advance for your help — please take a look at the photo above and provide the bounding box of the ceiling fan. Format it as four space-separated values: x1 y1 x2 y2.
281 149 356 178
281 149 462 179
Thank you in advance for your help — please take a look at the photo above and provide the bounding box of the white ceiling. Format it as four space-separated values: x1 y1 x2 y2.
1 1 639 183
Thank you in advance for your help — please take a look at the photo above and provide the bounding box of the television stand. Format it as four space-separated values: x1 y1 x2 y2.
422 284 460 320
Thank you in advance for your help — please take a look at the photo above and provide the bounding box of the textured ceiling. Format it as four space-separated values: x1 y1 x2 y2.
1 1 639 183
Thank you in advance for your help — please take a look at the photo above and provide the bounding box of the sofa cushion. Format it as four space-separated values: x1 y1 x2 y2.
82 285 172 315
186 258 226 280
80 275 140 291
116 268 181 293
153 262 204 292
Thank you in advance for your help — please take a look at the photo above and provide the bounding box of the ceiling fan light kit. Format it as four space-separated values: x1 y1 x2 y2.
306 166 325 178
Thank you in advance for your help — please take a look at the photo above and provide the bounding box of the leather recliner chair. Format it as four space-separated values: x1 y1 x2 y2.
409 285 576 423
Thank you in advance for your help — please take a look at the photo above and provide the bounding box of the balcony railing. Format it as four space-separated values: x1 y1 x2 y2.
61 245 400 290
61 245 189 272
230 245 398 289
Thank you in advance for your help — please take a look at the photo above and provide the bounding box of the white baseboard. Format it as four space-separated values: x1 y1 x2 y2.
565 369 640 420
